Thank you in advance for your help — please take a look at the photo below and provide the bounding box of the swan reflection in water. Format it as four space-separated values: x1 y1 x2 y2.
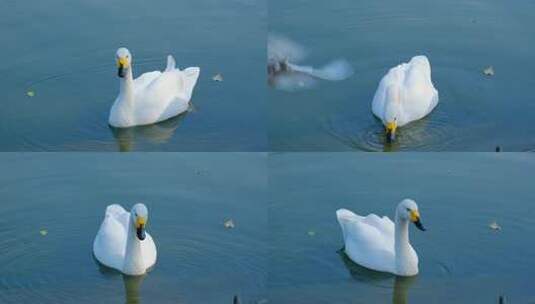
338 249 416 304
267 33 353 91
109 109 189 151
94 255 149 304
123 275 145 304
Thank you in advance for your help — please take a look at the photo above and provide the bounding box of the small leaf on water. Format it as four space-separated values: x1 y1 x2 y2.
40 229 48 236
489 221 501 231
307 230 316 237
27 90 35 97
483 66 494 76
224 219 235 229
212 73 224 82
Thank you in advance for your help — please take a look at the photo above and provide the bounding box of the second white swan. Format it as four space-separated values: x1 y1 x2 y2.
336 199 425 276
93 203 157 276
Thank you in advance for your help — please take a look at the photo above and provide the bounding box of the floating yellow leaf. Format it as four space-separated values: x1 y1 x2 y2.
27 90 35 97
39 229 48 236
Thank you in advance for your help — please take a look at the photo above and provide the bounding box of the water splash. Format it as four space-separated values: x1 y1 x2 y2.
268 33 353 91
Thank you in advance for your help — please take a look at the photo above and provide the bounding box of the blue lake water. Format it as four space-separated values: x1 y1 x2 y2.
269 0 535 151
0 153 267 303
269 153 535 303
0 0 266 151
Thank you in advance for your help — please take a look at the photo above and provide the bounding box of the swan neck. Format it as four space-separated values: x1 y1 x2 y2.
395 216 414 275
123 216 145 275
119 68 134 103
395 218 410 252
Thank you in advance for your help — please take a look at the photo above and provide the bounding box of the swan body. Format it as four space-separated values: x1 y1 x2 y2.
93 203 157 276
109 47 200 128
372 56 439 141
336 199 425 276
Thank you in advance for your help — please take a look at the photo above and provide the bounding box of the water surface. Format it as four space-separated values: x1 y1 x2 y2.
269 0 535 151
0 0 266 151
269 153 535 303
0 153 267 303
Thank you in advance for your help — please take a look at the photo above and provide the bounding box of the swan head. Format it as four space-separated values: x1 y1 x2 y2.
116 47 132 78
396 199 425 231
383 85 401 142
130 203 148 241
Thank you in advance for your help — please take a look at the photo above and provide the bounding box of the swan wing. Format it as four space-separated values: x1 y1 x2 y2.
371 65 404 120
179 67 200 101
134 71 162 94
401 56 439 122
336 209 395 273
149 55 199 102
134 66 199 124
93 204 129 271
132 55 177 93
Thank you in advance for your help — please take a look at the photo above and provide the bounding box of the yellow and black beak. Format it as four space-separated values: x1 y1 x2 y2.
135 217 146 240
385 121 397 143
117 57 128 78
410 210 425 231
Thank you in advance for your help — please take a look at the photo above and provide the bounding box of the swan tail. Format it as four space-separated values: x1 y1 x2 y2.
105 204 127 217
181 67 200 101
336 208 357 242
165 55 176 72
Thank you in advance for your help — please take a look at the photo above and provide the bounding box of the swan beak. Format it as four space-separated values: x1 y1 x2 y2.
410 210 426 231
385 121 397 142
136 217 146 240
117 57 128 78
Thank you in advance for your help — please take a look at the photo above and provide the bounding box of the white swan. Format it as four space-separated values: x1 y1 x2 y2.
109 47 200 128
93 203 157 276
372 56 439 142
336 199 426 276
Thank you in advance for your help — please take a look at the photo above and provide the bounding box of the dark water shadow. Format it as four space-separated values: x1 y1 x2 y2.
392 276 417 304
338 249 416 304
123 274 145 304
109 110 189 151
92 254 148 304
338 249 393 286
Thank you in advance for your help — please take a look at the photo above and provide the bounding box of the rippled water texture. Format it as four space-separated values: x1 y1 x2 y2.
269 0 535 151
0 0 266 151
0 153 267 303
269 153 535 303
